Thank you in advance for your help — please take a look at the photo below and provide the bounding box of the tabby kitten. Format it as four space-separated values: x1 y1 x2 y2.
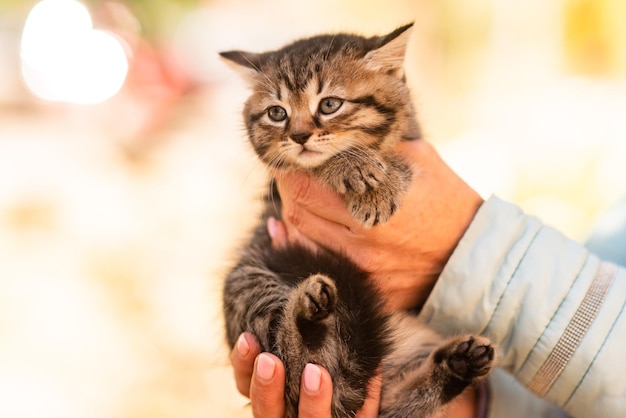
221 24 495 418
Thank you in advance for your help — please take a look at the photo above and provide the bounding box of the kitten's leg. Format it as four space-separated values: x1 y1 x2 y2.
276 274 340 418
381 335 494 418
315 149 389 195
275 274 338 364
278 274 376 418
223 264 290 351
345 154 411 227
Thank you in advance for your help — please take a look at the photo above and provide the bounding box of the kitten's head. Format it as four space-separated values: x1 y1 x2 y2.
220 24 420 170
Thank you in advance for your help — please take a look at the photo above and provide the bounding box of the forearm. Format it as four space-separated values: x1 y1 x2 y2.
420 196 626 417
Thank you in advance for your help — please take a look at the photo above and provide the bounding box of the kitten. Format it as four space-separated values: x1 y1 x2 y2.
221 24 495 418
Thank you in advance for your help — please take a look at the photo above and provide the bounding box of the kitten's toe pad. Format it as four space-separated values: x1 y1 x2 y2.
300 274 337 321
439 336 495 381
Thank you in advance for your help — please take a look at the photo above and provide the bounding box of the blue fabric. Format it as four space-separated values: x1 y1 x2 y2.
585 196 626 267
422 196 626 417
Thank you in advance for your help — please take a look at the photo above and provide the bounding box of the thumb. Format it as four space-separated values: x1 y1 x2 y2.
356 371 382 418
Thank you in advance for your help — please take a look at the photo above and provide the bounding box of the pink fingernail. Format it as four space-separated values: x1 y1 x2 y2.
237 334 250 358
256 353 276 382
267 217 278 238
303 363 321 394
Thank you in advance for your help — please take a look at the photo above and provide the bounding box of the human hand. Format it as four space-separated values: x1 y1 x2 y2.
230 332 381 418
274 139 483 310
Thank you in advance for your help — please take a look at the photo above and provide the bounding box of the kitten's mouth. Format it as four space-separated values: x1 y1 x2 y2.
299 147 320 156
294 146 326 167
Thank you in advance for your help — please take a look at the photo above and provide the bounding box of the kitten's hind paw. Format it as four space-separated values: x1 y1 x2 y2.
299 274 337 321
436 336 495 382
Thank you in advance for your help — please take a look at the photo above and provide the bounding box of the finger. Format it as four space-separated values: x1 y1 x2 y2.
268 216 322 255
298 363 333 418
277 171 360 231
283 199 367 259
356 372 382 418
396 137 423 157
267 216 288 249
230 333 262 398
250 353 286 418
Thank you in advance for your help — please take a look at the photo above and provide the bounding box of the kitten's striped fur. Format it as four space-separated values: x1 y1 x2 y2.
221 24 494 418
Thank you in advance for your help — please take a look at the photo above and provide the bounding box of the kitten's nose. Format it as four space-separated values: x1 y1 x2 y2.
290 132 312 145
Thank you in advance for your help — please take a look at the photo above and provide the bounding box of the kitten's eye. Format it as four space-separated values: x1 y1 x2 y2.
319 97 343 115
267 106 287 122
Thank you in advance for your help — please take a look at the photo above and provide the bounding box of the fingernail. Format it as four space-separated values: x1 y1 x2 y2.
303 363 321 394
256 353 276 382
267 217 278 238
237 334 250 358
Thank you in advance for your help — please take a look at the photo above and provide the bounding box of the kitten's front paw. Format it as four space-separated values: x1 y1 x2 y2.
347 187 399 228
325 159 387 195
345 161 386 194
436 336 495 381
298 274 337 321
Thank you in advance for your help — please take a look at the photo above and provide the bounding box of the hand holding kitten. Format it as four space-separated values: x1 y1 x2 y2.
231 332 479 418
231 332 382 418
231 138 485 418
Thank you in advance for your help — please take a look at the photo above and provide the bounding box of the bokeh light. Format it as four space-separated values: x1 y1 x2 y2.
20 0 129 104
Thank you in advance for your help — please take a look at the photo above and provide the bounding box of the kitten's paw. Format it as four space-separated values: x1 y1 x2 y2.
436 336 495 381
348 161 386 194
328 160 387 195
347 187 399 228
299 274 337 321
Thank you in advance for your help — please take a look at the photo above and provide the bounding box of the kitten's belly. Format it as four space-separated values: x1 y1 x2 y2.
387 313 442 363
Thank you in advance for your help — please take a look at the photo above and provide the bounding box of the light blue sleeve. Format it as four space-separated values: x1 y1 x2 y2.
419 196 626 418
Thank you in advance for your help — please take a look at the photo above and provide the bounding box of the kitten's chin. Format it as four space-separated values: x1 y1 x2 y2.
291 149 329 169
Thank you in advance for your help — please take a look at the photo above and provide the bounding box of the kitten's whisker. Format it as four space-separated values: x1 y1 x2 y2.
239 54 275 92
267 154 295 216
341 140 375 161
330 143 362 171
323 34 337 62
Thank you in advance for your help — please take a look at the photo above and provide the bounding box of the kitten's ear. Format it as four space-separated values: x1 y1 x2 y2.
219 50 263 83
364 23 414 76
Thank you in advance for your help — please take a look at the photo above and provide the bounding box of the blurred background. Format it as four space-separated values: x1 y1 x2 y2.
0 0 624 417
